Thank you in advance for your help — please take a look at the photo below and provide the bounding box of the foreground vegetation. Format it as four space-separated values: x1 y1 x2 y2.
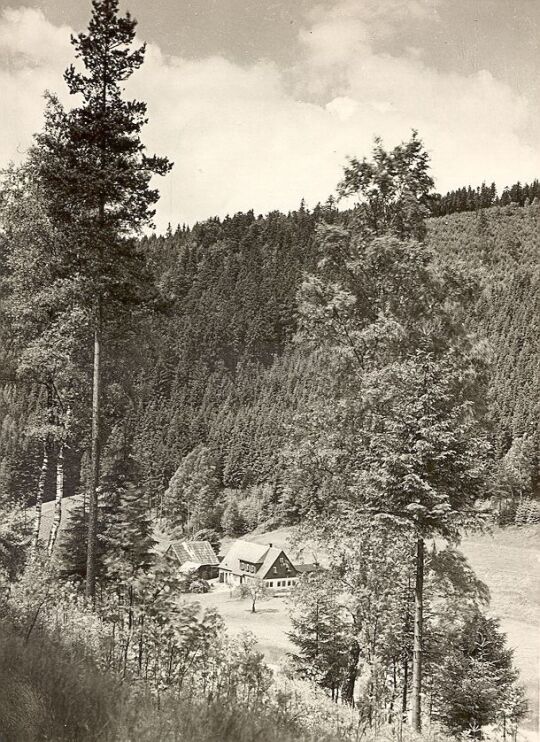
0 602 454 742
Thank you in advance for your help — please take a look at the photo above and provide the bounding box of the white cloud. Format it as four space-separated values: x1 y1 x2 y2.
0 7 71 65
0 3 539 231
0 8 72 165
294 0 539 200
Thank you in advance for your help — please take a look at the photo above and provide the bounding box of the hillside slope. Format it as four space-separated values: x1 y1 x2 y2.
3 204 540 527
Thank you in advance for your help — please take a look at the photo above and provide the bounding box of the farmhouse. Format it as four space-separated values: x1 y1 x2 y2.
219 539 299 589
164 540 220 580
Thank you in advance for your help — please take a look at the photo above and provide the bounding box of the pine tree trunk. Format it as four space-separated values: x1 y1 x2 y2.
31 438 49 553
341 638 360 705
86 299 102 601
411 536 424 732
402 654 408 721
402 573 411 723
47 442 64 555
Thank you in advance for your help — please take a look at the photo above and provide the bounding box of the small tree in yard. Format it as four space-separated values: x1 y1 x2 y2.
235 578 271 613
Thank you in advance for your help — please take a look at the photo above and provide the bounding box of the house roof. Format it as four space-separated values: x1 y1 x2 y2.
257 546 287 579
220 539 298 580
219 539 269 573
168 540 219 566
179 560 203 574
295 563 319 573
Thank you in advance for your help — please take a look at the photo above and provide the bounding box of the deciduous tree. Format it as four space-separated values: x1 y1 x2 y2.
289 134 491 731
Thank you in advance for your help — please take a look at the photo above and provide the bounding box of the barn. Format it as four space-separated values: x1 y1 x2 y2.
163 540 220 580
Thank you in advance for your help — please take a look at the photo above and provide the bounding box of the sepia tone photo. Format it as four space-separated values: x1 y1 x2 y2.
0 1 538 740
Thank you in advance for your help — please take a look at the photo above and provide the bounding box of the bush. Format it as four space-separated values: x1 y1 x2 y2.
1 560 458 742
189 578 210 593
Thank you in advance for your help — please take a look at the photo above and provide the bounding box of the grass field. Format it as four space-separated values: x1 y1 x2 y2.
460 527 540 737
183 584 293 668
189 525 540 737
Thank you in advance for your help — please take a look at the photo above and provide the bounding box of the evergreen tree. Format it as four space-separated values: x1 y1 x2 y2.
221 497 246 537
432 611 526 737
28 0 171 599
288 570 349 701
163 445 222 534
59 493 94 580
101 462 156 584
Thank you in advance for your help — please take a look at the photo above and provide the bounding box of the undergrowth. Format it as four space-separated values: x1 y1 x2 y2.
0 619 453 742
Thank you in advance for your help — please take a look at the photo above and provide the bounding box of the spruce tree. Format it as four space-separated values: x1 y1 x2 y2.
288 570 349 700
101 461 156 584
432 611 526 737
221 497 246 537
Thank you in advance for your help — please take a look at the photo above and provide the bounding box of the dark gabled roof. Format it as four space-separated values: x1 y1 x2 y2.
167 540 219 566
257 547 295 580
294 563 319 573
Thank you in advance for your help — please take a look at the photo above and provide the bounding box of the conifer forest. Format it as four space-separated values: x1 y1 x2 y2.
0 1 538 741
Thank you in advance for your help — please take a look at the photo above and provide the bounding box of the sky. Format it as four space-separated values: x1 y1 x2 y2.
0 0 539 230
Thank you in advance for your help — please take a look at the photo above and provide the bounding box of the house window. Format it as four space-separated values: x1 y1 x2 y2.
268 581 273 587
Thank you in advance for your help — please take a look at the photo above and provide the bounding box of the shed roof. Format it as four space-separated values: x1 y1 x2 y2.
179 560 203 574
168 540 219 566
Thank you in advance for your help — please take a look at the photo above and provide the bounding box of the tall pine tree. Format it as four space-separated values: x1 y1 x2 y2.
28 0 171 599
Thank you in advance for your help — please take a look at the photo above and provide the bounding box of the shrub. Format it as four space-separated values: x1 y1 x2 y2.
515 498 540 525
189 578 210 593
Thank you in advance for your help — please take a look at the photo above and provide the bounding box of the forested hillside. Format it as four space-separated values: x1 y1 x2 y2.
2 201 540 532
429 204 540 519
430 180 540 217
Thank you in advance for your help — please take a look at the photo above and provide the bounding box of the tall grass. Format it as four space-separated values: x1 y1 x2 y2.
0 620 122 741
0 619 453 742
